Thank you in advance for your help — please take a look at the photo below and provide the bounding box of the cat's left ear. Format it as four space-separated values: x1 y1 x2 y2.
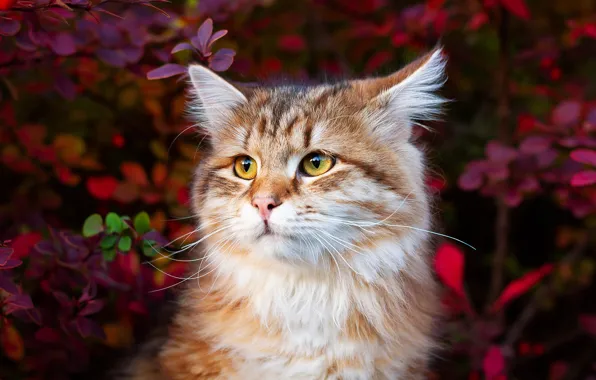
187 65 248 135
354 47 448 142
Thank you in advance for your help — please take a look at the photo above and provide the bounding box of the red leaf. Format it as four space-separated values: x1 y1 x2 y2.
499 0 530 20
490 264 553 313
11 232 42 259
483 345 505 379
570 149 596 166
427 0 445 9
578 314 596 336
86 176 118 200
467 12 488 30
278 35 306 52
121 162 149 186
434 242 465 297
571 170 596 187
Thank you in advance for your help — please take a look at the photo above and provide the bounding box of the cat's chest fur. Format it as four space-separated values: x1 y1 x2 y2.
156 253 438 380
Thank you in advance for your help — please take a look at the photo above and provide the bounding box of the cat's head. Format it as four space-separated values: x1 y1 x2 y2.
187 48 447 278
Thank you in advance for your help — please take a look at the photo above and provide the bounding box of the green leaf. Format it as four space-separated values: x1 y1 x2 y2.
83 214 103 237
103 247 117 262
120 216 131 230
105 212 123 234
118 236 132 252
134 212 151 234
100 235 118 249
142 240 158 257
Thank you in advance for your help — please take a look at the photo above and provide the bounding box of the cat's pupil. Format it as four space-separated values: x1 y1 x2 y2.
311 155 321 168
242 159 251 172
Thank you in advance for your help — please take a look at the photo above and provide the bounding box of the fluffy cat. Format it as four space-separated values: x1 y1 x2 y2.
114 46 448 380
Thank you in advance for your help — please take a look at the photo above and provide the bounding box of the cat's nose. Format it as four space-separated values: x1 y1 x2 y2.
252 196 282 221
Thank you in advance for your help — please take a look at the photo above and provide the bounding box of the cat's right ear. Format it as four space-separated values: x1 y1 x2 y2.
187 65 248 134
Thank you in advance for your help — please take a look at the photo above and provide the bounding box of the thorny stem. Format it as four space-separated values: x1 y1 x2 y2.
487 6 511 311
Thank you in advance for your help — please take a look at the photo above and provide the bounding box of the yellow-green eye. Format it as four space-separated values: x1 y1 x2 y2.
234 156 257 180
301 152 335 177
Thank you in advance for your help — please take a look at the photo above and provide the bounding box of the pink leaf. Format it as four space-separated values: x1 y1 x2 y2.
552 100 581 127
500 0 530 20
79 299 105 316
490 264 553 313
570 149 596 166
483 345 505 379
486 141 518 163
434 242 465 297
578 314 596 336
519 136 551 154
570 170 596 187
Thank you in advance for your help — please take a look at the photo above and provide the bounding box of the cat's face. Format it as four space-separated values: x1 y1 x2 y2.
189 49 446 274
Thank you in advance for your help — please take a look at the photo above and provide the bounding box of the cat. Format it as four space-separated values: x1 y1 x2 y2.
112 46 448 380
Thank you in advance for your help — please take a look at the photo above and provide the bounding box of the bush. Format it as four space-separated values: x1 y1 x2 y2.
1 0 596 379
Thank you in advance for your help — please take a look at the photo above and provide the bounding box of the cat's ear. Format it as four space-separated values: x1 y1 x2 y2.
187 65 248 134
354 47 447 142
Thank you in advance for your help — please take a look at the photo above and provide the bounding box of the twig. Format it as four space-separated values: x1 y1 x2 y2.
487 5 512 310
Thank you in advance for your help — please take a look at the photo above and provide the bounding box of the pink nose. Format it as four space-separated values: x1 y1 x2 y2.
252 196 281 221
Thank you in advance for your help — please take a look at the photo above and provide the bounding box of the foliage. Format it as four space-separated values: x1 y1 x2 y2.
1 0 596 378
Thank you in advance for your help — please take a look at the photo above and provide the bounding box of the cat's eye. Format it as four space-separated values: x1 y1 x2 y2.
234 156 257 180
301 152 335 177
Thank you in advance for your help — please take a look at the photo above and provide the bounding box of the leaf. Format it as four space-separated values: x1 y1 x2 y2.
552 101 581 127
86 176 119 200
171 42 194 54
142 240 158 257
103 247 117 262
207 29 228 49
35 327 62 343
0 20 21 36
490 263 554 312
83 214 103 237
483 345 505 379
209 48 235 72
117 236 132 252
121 162 148 186
519 136 552 155
79 299 105 316
152 163 167 187
570 149 596 166
100 235 118 249
6 294 34 311
134 212 151 234
49 32 76 56
196 18 214 52
578 314 596 336
113 182 140 203
76 317 106 340
571 170 596 187
0 322 24 361
486 141 518 163
0 273 18 294
146 64 187 80
434 242 465 297
105 212 123 234
499 0 530 20
54 72 77 100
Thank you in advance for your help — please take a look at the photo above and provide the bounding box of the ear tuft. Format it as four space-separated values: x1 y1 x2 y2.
187 65 247 134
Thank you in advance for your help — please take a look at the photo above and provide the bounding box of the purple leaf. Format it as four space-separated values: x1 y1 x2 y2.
171 42 194 54
6 294 34 310
55 73 77 100
97 48 127 67
0 258 22 269
209 48 235 72
196 18 214 53
13 307 42 325
122 46 144 64
98 24 123 48
570 149 596 166
458 169 483 191
552 100 581 127
519 136 552 155
15 33 37 52
571 170 596 187
146 63 187 80
142 230 169 246
486 141 518 163
79 281 97 303
207 29 227 49
0 273 18 294
0 246 13 265
76 317 106 339
49 33 76 56
0 20 21 37
79 299 105 316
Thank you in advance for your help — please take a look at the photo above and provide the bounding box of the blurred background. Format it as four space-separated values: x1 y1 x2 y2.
1 0 596 379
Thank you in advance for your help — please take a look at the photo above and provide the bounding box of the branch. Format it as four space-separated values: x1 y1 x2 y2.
486 6 512 311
